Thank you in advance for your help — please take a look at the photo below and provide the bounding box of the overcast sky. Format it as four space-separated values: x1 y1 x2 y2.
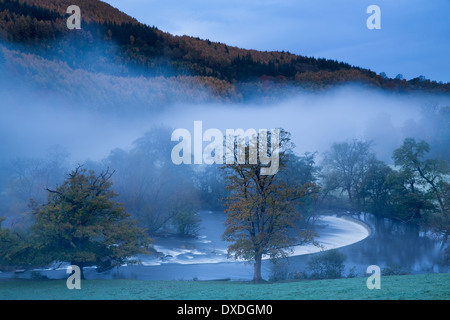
103 0 449 83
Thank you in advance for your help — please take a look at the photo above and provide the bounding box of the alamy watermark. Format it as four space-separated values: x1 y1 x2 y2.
171 121 280 175
66 5 81 30
366 265 381 289
366 5 381 30
66 265 81 290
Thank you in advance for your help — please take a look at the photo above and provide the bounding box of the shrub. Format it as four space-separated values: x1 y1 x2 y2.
289 270 307 280
382 265 408 276
30 271 48 280
269 259 289 282
346 266 358 278
307 249 347 279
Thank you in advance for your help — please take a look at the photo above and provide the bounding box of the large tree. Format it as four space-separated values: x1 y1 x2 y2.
393 138 449 239
322 139 375 209
0 217 33 271
31 166 151 278
105 127 200 236
222 129 318 281
357 158 432 222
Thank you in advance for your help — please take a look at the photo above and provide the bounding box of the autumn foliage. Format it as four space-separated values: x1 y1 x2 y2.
0 0 447 103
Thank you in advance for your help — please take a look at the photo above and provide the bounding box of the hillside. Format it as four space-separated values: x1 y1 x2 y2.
0 0 448 105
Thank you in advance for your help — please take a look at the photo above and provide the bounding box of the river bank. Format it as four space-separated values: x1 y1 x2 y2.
1 273 448 300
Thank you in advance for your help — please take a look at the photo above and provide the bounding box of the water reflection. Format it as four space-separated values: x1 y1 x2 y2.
283 213 448 278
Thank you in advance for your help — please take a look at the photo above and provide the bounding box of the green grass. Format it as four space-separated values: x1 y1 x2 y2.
0 273 448 300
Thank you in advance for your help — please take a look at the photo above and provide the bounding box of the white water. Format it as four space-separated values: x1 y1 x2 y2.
140 214 370 266
286 216 370 257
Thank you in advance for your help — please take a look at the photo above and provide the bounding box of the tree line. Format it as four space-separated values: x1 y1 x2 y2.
320 139 449 232
0 126 448 280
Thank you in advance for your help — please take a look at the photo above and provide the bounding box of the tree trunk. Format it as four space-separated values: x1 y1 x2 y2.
417 167 446 215
72 263 86 280
347 187 353 203
440 230 449 250
253 254 262 282
80 265 85 280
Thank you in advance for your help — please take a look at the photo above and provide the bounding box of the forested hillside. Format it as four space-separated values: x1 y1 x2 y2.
0 0 448 104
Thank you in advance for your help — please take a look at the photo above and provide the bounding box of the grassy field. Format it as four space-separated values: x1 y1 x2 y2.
0 273 448 300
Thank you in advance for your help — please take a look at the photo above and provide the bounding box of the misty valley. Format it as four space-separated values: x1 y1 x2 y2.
0 0 449 301
0 96 449 282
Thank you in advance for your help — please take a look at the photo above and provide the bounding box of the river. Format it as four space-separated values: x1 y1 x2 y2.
2 210 447 281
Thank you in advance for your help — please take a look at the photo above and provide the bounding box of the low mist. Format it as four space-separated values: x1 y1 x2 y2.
160 87 449 163
1 78 448 165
